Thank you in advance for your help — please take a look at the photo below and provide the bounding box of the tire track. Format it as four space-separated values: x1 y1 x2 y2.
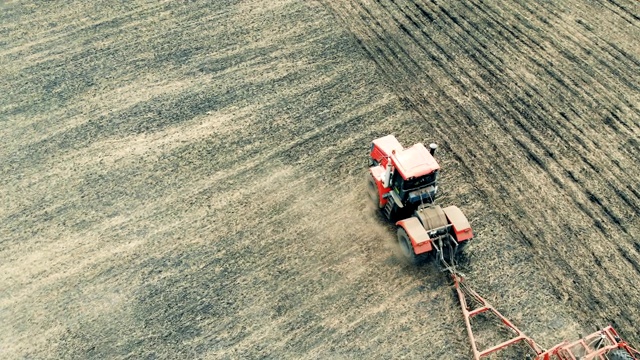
438 0 640 224
508 0 640 120
392 0 638 239
602 0 640 28
459 0 640 247
464 0 640 155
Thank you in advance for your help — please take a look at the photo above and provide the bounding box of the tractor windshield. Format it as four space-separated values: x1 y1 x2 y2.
402 171 437 191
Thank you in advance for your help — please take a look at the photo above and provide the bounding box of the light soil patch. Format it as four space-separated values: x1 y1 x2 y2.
1 0 638 359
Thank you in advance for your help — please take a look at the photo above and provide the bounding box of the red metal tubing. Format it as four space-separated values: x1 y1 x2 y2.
479 335 527 357
453 274 544 359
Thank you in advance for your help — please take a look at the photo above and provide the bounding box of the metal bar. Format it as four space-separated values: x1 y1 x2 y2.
468 306 490 318
425 224 452 235
479 335 526 357
454 276 482 360
581 345 623 360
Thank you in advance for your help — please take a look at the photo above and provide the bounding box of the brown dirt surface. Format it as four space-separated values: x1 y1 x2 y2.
1 0 638 359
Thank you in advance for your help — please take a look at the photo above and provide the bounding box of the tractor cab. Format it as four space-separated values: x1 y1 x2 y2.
389 143 439 205
368 135 440 219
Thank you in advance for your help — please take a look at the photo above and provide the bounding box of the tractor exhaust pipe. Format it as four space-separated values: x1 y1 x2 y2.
429 143 438 156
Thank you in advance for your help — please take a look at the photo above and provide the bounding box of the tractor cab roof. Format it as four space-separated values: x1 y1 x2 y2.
372 135 403 156
392 143 440 179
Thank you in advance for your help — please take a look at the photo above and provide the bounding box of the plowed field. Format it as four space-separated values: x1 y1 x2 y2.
1 0 638 358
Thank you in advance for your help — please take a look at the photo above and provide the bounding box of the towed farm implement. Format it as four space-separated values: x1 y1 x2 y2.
367 135 640 360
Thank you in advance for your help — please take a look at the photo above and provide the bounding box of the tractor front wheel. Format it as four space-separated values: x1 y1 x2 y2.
397 228 419 265
367 176 381 208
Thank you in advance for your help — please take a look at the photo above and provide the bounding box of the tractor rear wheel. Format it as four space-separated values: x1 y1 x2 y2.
397 228 418 265
454 241 470 268
607 349 636 360
455 240 469 258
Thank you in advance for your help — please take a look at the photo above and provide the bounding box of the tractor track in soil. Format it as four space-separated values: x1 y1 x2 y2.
1 0 638 359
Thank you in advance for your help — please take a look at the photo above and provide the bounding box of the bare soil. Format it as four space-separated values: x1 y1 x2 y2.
1 0 638 359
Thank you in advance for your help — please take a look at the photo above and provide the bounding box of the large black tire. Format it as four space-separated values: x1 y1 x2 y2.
367 176 381 208
384 200 399 221
397 228 419 265
456 240 468 254
454 240 470 269
607 349 636 360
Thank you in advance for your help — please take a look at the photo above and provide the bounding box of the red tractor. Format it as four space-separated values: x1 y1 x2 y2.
368 135 440 220
367 134 472 264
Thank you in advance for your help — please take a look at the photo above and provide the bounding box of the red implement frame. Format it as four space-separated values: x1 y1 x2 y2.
452 273 640 360
453 273 544 359
536 326 640 359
